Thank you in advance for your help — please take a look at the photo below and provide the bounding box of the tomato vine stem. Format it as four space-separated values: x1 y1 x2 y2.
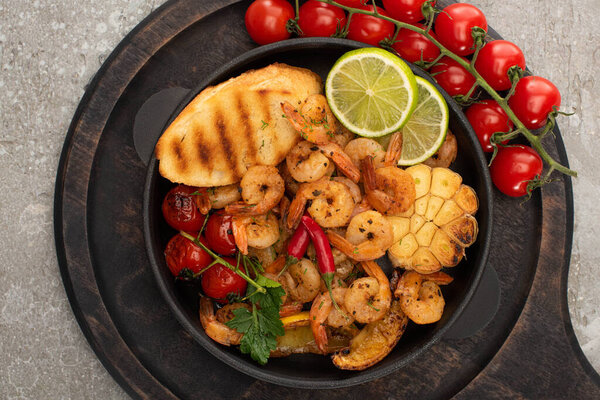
318 0 577 180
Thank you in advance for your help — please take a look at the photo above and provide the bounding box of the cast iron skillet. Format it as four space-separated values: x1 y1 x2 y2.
143 38 493 389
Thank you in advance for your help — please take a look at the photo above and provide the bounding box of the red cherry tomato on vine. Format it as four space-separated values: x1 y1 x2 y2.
382 0 433 23
245 0 294 45
434 3 487 56
474 40 526 91
205 211 237 256
298 0 347 38
490 146 543 197
508 76 561 130
392 23 440 63
201 257 247 303
162 185 207 232
347 5 395 47
429 56 476 97
465 99 514 153
164 233 212 277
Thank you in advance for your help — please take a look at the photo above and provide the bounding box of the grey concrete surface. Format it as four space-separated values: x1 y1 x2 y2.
0 0 598 398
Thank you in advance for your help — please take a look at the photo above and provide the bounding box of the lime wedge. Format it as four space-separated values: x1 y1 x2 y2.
397 76 449 166
325 48 418 138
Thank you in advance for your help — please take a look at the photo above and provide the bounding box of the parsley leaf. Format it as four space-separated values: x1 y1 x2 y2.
225 275 285 365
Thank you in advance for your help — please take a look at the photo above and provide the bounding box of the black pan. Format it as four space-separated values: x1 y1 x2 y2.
143 38 493 389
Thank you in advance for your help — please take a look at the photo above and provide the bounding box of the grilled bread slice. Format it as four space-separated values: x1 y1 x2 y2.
155 63 322 187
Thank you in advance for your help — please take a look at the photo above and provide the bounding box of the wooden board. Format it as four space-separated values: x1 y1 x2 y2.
54 0 600 398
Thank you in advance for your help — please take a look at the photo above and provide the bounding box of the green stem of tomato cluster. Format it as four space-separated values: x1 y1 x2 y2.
318 0 577 179
179 231 266 294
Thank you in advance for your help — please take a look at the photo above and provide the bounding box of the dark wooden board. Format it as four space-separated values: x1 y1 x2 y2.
54 0 600 398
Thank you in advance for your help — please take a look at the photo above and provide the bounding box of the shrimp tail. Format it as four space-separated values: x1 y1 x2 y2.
194 188 212 214
225 202 261 215
319 143 361 183
326 231 358 259
423 271 454 285
361 157 378 192
199 297 243 346
232 216 249 255
279 302 304 318
310 293 332 354
265 254 286 275
286 193 307 230
384 131 403 167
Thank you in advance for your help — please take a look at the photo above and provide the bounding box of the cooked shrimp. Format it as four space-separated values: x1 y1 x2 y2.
286 140 335 182
207 184 241 209
423 131 457 168
326 287 355 328
310 292 332 353
281 96 360 182
362 157 416 215
287 178 355 229
225 165 284 215
332 176 362 204
395 271 453 324
344 261 392 323
327 210 394 261
199 297 243 346
332 248 356 280
232 213 280 254
280 162 301 196
344 138 386 170
192 188 211 214
279 258 321 303
350 197 373 219
384 131 403 166
216 302 252 324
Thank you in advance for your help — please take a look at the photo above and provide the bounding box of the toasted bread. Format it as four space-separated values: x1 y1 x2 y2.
155 63 322 187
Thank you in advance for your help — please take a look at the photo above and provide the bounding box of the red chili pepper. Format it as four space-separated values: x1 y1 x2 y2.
301 215 345 315
286 223 310 263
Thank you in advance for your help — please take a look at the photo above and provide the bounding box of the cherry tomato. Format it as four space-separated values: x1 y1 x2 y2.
347 5 395 47
382 0 433 23
429 56 476 97
465 99 514 153
298 0 347 38
245 0 294 45
508 76 561 130
434 3 487 56
490 146 543 197
162 185 207 232
164 233 212 277
392 23 440 63
205 211 237 256
201 257 247 303
474 40 526 91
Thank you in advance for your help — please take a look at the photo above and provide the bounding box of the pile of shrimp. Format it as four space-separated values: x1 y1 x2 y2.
197 94 459 362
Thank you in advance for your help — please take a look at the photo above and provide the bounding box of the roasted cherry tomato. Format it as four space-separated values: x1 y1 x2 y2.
382 0 433 23
245 0 294 45
205 211 237 256
392 23 440 63
434 3 487 56
508 75 561 130
201 257 247 303
162 185 207 232
474 40 526 91
465 99 514 153
490 146 543 197
429 56 476 97
164 233 212 277
347 5 395 47
298 0 347 37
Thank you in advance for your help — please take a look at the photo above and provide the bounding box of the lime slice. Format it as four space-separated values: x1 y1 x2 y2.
325 48 418 138
396 76 449 166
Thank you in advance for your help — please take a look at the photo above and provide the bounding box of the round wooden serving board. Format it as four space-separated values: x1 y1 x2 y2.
54 0 600 398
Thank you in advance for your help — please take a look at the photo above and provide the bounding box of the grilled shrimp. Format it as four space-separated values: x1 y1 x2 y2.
327 210 394 261
332 176 362 204
423 131 457 168
395 271 453 324
279 258 321 303
199 297 244 346
326 287 354 328
287 178 355 229
281 95 360 183
232 213 280 254
384 131 403 167
225 165 284 215
344 138 386 171
310 290 354 353
344 261 391 324
362 157 416 215
207 184 241 209
286 140 335 182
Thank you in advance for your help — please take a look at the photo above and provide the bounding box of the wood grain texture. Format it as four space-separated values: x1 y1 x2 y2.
54 0 600 398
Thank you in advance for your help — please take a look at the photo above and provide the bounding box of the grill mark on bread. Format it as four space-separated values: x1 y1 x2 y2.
171 140 188 174
216 110 240 181
236 91 257 166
